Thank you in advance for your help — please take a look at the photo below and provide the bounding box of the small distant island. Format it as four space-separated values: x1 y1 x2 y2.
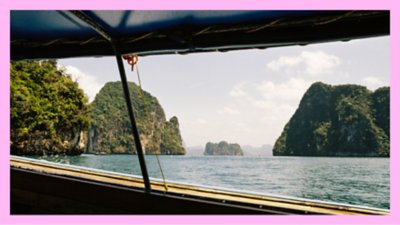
204 141 244 156
273 82 390 157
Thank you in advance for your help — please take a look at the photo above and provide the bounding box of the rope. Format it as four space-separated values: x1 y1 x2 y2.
124 54 169 192
246 19 282 33
314 11 355 26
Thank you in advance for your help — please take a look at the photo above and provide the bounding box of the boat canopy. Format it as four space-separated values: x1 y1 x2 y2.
11 10 389 60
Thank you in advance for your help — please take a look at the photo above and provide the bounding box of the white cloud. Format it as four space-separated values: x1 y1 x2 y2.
224 78 312 145
228 78 311 112
362 76 385 89
244 78 310 135
62 65 103 102
255 78 312 103
267 56 302 71
229 83 248 97
266 51 341 76
218 106 241 115
301 51 341 75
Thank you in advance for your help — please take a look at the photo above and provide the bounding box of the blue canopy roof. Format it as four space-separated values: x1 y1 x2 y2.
11 10 389 60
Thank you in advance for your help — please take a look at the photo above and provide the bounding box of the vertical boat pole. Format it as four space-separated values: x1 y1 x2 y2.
113 46 152 193
69 10 151 193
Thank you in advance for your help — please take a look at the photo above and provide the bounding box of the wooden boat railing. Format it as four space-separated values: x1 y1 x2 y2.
10 156 389 215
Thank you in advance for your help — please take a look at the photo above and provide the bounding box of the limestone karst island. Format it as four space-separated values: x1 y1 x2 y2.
273 82 390 157
204 141 244 156
11 60 185 156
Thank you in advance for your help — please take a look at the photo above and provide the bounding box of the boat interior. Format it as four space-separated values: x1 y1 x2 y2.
10 10 390 215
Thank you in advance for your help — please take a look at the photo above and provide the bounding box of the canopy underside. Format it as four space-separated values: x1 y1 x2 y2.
11 10 389 60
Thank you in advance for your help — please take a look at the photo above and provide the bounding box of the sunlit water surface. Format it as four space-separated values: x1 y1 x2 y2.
27 155 389 209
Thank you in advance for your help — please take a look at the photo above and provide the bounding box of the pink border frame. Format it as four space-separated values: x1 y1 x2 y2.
1 0 398 224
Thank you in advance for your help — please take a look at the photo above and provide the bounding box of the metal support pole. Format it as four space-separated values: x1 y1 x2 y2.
113 45 152 193
68 10 151 193
69 11 112 42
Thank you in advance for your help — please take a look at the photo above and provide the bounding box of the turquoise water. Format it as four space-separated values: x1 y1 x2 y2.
28 154 390 209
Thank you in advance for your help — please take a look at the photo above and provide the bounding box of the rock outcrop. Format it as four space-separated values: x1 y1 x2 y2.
10 60 89 156
204 141 244 156
87 81 185 155
273 82 389 157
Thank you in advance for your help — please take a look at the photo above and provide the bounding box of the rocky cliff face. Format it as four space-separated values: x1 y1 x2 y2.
10 60 89 156
273 82 389 157
204 141 244 156
87 81 185 155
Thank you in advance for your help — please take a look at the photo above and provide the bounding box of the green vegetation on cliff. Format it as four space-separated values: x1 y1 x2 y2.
11 60 89 155
273 82 390 157
88 81 185 155
204 141 244 156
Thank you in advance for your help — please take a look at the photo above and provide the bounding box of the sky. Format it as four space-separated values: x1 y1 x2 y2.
58 36 389 147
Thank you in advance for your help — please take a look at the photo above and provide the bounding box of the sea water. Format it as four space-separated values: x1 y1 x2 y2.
27 154 389 209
